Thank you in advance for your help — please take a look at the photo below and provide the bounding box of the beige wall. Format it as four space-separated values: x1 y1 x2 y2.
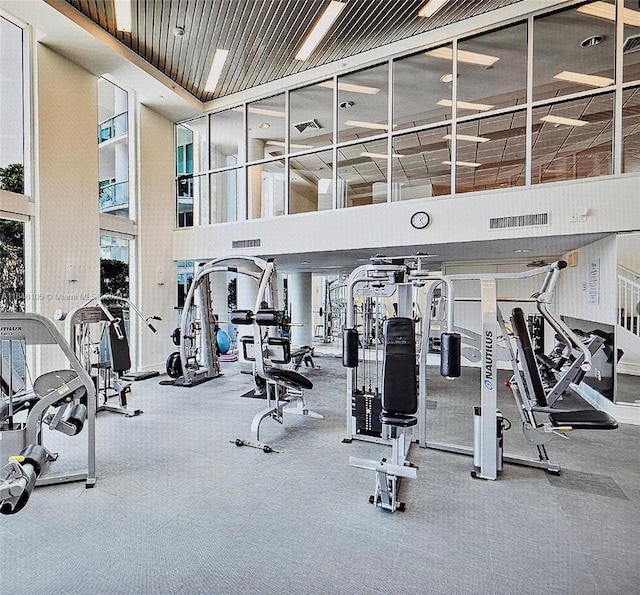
33 45 100 320
136 104 178 371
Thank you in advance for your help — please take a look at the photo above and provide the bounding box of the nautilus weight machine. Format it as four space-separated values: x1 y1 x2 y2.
0 312 96 514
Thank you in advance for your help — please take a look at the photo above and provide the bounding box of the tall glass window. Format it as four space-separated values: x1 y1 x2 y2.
100 234 130 297
248 159 285 219
337 64 388 143
210 168 241 223
176 117 208 227
289 149 333 213
247 93 285 163
533 2 615 102
455 111 527 193
532 93 614 184
0 219 24 311
337 138 389 207
458 23 527 111
290 81 333 153
623 0 640 82
391 125 452 200
394 45 453 131
176 124 194 227
0 17 24 195
622 87 640 172
98 78 130 218
209 107 244 169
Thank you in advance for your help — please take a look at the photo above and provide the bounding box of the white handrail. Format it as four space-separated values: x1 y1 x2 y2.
618 274 640 338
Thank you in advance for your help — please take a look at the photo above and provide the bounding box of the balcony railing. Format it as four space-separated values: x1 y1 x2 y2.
98 112 128 143
99 181 129 211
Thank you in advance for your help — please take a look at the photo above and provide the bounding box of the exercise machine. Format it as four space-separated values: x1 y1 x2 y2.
0 312 96 514
419 261 617 480
61 295 160 416
232 258 322 452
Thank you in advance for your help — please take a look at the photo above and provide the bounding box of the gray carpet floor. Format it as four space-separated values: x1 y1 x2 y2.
1 351 639 595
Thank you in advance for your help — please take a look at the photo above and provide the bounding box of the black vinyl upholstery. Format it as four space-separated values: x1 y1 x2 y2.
263 368 313 391
381 318 418 420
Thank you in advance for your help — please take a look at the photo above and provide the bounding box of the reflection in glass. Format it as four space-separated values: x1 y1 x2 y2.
337 64 388 143
247 94 285 163
210 108 244 168
533 1 615 102
248 159 285 219
290 150 333 214
290 82 333 154
337 138 388 207
393 45 453 130
391 126 452 200
456 111 527 194
622 87 640 172
0 17 23 190
532 93 613 184
623 0 640 82
210 169 241 223
458 23 527 111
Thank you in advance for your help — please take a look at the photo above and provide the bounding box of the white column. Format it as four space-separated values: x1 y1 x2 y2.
289 272 313 347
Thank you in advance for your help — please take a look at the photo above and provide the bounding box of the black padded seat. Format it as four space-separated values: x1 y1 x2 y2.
380 413 417 428
263 368 313 391
549 409 618 430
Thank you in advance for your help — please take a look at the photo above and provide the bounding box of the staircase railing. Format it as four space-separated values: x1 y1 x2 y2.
618 267 640 338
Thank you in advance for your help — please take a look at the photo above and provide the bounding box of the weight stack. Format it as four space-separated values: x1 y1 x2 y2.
353 390 382 437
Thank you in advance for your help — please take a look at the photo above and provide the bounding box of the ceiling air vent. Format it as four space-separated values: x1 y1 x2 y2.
232 238 261 249
623 34 640 53
294 119 321 133
489 212 549 230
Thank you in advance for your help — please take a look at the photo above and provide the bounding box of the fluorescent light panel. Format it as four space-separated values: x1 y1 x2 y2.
295 1 346 61
318 81 380 95
553 70 614 88
204 49 229 92
344 120 389 130
576 2 640 27
361 152 405 159
437 98 494 111
427 46 500 66
442 160 481 168
266 141 313 149
418 0 449 18
443 133 490 143
247 107 285 118
114 0 132 32
540 115 589 127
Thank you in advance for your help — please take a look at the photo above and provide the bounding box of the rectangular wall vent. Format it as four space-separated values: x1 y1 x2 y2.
232 238 261 249
489 212 549 230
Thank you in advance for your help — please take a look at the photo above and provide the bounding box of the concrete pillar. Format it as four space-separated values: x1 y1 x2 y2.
288 272 313 347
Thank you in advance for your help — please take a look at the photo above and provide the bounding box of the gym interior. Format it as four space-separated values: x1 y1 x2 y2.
1 1 640 594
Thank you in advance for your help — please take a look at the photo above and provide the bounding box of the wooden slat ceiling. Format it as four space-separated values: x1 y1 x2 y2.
59 0 525 101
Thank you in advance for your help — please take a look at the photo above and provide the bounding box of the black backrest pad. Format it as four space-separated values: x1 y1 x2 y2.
382 317 418 415
108 307 132 373
511 308 547 407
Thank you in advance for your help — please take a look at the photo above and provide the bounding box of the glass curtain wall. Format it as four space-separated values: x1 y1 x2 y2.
0 16 24 195
189 0 640 223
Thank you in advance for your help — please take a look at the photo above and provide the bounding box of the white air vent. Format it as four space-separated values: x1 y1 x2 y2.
294 119 321 133
489 212 549 230
623 34 640 53
232 238 261 249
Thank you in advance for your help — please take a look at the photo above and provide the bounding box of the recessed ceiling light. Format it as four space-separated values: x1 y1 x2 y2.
257 122 270 129
318 81 380 95
540 115 589 127
360 152 405 159
418 0 449 18
344 120 388 130
299 261 311 265
437 99 494 111
114 0 132 32
266 141 313 149
204 49 229 92
442 160 481 168
439 73 454 83
513 249 531 254
427 46 500 67
295 1 346 61
553 70 614 88
173 26 185 37
339 101 355 109
443 133 490 143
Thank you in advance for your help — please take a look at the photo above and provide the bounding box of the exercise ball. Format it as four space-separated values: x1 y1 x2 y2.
217 329 231 354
